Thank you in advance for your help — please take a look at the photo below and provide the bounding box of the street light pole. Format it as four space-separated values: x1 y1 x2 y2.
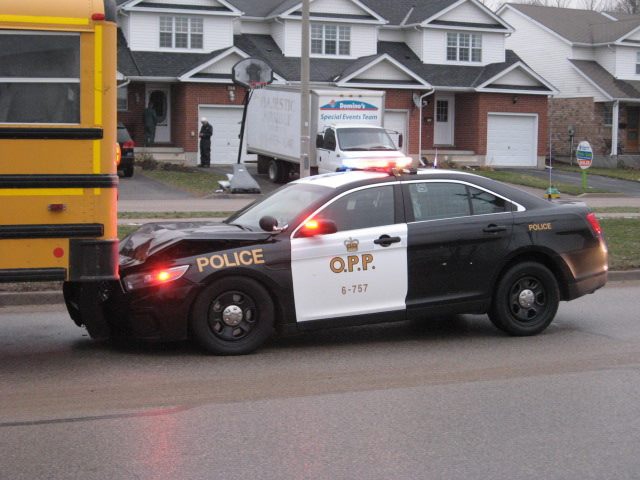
300 0 311 178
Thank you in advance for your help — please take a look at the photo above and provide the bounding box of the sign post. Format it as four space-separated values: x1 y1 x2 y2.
576 141 593 192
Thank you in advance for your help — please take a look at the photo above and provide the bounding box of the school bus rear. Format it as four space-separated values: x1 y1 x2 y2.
0 0 119 336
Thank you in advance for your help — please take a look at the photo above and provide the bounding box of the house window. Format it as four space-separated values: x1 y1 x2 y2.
159 16 203 49
636 51 640 74
603 103 613 126
0 33 80 124
117 86 128 111
446 32 482 62
311 24 350 56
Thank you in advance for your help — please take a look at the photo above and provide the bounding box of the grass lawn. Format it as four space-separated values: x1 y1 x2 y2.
600 218 640 270
141 170 227 197
473 170 608 196
593 207 640 214
554 164 640 183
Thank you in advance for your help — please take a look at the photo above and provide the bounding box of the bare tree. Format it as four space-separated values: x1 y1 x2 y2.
607 0 639 13
580 0 604 10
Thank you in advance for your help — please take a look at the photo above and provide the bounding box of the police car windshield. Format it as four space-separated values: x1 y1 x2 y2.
337 128 396 151
225 183 330 231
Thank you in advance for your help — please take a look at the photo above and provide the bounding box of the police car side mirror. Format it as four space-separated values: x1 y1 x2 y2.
297 219 338 238
316 134 324 148
259 215 279 232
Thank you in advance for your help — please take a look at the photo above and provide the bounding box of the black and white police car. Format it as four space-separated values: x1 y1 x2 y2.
75 162 608 355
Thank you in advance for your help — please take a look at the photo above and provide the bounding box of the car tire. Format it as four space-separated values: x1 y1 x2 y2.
190 276 274 355
488 262 560 336
268 160 288 184
123 165 134 178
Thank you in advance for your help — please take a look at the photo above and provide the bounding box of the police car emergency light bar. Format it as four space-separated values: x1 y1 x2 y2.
337 157 413 172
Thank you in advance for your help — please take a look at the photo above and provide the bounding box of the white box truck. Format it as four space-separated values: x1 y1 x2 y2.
246 86 408 182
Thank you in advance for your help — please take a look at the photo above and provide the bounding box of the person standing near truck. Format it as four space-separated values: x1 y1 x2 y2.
199 117 213 167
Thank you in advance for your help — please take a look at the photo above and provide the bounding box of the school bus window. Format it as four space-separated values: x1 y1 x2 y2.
0 32 80 124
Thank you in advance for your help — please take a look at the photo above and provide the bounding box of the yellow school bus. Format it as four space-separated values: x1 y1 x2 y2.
0 0 118 337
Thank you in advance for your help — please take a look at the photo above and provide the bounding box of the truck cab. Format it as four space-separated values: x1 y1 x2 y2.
316 125 407 174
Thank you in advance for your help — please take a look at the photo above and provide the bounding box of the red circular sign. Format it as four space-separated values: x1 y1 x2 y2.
53 247 64 258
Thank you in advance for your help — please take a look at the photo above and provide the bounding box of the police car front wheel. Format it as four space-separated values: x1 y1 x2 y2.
489 262 560 336
190 277 275 355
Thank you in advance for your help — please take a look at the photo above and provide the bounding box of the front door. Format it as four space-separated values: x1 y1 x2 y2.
433 94 455 146
146 85 171 144
291 184 408 323
626 107 639 152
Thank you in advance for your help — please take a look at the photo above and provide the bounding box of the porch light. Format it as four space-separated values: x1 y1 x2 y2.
512 95 519 104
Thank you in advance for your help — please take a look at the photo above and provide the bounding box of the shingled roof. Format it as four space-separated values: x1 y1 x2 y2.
505 4 640 44
570 59 640 99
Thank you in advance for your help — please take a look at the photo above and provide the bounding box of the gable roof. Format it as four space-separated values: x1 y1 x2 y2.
570 59 640 99
502 4 640 45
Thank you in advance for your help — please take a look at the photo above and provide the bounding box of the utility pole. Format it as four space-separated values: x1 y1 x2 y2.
300 0 311 178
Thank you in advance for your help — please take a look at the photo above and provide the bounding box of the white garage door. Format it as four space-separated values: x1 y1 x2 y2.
486 114 537 167
198 106 256 165
383 110 408 153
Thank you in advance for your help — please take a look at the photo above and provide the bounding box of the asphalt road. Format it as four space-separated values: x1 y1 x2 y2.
1 281 639 479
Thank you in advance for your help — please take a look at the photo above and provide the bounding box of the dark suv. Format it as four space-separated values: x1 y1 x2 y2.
117 122 135 178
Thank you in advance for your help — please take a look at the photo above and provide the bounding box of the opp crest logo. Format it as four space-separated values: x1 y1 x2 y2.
344 237 359 253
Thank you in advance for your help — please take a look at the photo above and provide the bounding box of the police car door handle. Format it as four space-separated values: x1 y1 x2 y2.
483 224 507 233
374 235 401 247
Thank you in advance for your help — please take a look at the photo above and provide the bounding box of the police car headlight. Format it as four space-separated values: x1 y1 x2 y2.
123 265 190 291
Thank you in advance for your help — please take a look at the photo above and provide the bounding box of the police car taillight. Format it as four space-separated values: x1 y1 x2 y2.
586 212 603 237
124 265 189 291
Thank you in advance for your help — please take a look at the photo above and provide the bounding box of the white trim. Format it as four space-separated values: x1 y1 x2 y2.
486 112 538 169
125 6 241 16
614 24 640 44
424 24 510 33
276 0 387 24
123 0 242 16
476 88 551 95
568 62 613 100
420 0 513 32
338 82 432 90
178 46 248 81
336 54 432 88
475 61 558 94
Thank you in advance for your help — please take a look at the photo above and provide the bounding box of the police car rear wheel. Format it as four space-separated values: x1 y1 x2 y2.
489 262 559 336
191 277 274 355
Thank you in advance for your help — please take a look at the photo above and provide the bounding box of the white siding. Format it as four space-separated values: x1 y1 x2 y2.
405 29 423 59
309 0 367 15
493 68 541 87
615 46 640 78
127 12 234 52
237 21 270 35
355 60 414 81
284 20 377 57
500 8 606 100
422 29 504 65
271 21 286 53
379 29 404 42
595 45 616 76
572 46 595 60
438 1 496 24
201 53 244 74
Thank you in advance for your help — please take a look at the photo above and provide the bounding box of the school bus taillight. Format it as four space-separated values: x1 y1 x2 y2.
116 143 122 166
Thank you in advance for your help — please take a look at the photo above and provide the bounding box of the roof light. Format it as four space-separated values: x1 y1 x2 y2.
124 265 189 291
338 156 413 172
304 219 319 230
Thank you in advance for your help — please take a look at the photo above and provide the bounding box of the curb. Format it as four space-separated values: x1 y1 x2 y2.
2 270 639 307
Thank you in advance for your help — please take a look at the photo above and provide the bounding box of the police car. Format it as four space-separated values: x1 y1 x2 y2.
79 163 608 355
